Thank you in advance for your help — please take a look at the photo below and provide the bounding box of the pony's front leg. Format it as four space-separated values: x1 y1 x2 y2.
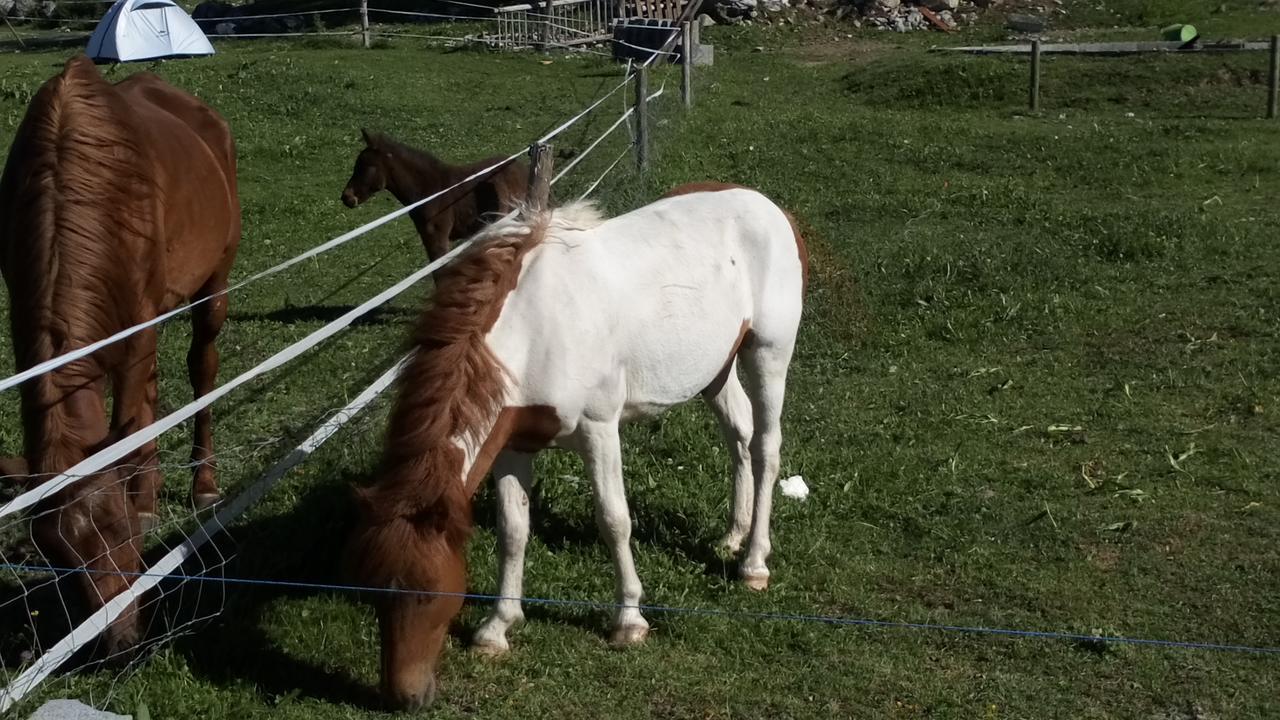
582 421 649 646
473 451 534 656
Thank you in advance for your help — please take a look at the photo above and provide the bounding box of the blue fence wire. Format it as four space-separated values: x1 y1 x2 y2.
4 561 1278 656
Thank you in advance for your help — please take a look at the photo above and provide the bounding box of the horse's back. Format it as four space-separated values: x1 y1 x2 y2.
492 188 804 418
116 73 236 175
115 72 240 300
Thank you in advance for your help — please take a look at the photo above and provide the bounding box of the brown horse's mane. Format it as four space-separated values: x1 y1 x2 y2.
0 56 155 473
364 130 452 178
349 210 551 589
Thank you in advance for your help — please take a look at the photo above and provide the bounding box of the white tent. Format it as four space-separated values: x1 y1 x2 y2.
86 0 215 63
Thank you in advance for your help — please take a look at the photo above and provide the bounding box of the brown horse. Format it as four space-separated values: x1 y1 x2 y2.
340 129 527 261
0 55 240 653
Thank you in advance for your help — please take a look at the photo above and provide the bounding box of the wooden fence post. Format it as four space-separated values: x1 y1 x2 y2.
360 0 370 48
1029 38 1041 112
1268 35 1279 120
526 142 553 212
634 66 650 171
681 20 693 109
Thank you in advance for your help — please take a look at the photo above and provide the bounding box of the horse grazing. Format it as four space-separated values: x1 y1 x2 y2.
340 129 527 262
348 183 808 710
0 56 241 653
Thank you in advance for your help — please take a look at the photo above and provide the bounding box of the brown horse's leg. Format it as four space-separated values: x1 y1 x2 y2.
114 327 162 531
425 217 454 263
188 286 228 511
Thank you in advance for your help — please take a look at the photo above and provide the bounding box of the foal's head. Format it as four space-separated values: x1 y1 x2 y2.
347 483 472 711
341 128 392 208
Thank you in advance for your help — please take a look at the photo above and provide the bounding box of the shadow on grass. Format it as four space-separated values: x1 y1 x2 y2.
155 478 380 708
230 303 418 326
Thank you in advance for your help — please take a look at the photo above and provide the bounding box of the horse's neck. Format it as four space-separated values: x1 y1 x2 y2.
22 370 108 475
385 146 450 206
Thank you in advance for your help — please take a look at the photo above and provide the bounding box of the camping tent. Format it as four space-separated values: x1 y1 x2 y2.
86 0 215 63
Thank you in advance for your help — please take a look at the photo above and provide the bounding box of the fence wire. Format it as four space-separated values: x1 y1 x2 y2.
0 35 684 712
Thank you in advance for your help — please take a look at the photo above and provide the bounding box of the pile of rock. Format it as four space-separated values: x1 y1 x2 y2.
840 0 976 32
192 0 317 36
0 0 81 21
705 0 987 31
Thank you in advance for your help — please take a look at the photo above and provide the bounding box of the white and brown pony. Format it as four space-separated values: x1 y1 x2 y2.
347 182 808 710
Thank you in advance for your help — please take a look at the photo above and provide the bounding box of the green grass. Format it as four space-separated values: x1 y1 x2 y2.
2 0 1280 716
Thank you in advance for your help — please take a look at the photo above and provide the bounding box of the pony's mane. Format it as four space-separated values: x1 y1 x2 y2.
350 206 572 588
0 55 154 472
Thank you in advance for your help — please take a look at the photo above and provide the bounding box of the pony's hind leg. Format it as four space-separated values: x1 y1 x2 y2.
703 364 754 556
188 286 229 511
473 451 534 656
114 327 162 531
737 340 797 592
581 420 649 646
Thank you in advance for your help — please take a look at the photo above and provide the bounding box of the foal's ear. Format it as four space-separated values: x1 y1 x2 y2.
361 127 376 147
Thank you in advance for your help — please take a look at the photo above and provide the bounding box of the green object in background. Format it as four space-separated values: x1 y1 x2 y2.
1161 24 1199 43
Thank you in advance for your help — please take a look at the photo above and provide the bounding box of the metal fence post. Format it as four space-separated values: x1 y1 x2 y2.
1268 35 1278 120
681 20 693 109
1029 38 1041 112
634 66 650 171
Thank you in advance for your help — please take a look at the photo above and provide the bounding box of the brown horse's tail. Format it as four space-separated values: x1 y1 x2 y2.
0 55 152 473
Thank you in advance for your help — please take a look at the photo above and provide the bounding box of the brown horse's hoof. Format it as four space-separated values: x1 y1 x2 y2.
136 512 160 534
193 493 221 512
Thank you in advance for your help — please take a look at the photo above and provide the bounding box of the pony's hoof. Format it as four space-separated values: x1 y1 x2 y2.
136 512 159 534
193 493 221 512
609 624 649 647
471 639 510 658
715 535 745 558
741 572 770 592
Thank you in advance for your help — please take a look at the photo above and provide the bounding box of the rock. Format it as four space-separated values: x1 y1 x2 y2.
875 0 900 10
28 700 130 720
926 0 959 9
1006 13 1046 32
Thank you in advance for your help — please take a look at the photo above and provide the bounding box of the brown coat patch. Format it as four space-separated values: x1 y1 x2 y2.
464 405 561 492
350 216 551 588
703 321 753 397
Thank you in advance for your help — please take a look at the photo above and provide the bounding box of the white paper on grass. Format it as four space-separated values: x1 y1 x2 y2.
780 475 809 501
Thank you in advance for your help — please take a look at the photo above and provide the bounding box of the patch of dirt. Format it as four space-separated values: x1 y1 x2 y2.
789 34 892 66
1087 543 1121 572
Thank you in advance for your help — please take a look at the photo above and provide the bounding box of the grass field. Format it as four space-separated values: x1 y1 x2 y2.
1 0 1280 717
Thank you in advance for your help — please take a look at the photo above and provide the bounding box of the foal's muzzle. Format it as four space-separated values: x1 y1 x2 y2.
341 189 360 208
